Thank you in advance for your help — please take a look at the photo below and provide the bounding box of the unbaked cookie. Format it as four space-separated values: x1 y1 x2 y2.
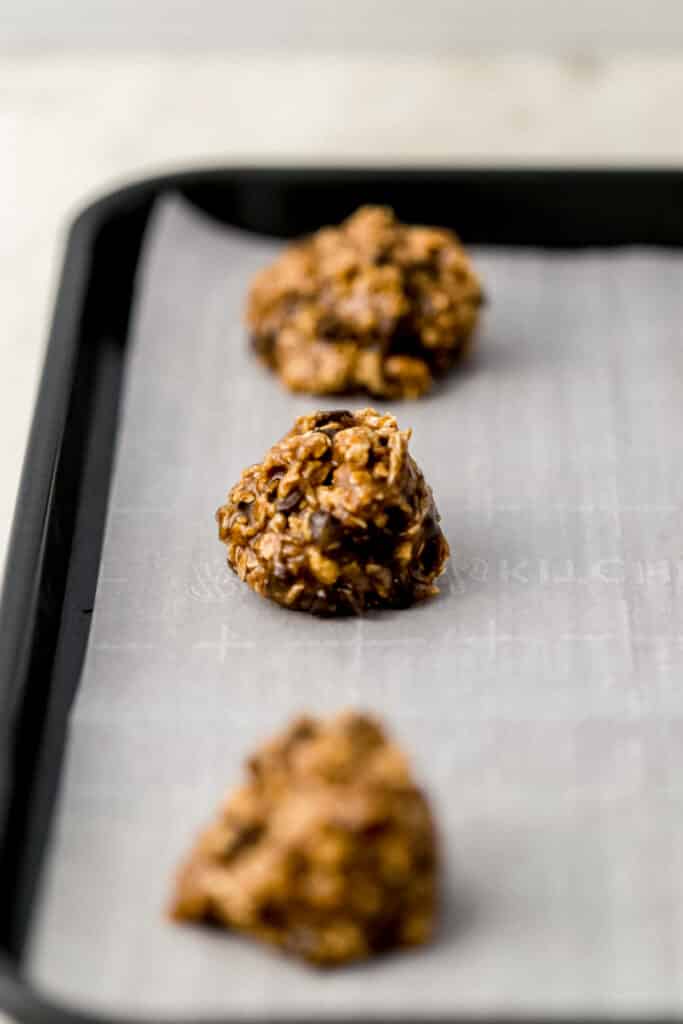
248 205 482 399
216 408 450 615
170 711 438 965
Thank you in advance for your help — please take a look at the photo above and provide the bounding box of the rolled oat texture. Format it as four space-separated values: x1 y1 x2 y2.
170 711 438 965
248 205 482 399
216 408 450 615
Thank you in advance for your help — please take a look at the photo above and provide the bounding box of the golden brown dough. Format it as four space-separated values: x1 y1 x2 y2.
170 711 438 965
248 205 482 399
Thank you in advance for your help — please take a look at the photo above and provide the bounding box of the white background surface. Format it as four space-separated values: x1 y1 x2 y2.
2 48 683 577
3 0 683 52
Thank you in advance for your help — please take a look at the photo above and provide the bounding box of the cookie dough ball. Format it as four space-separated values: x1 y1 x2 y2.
216 408 450 615
170 712 438 965
248 205 483 399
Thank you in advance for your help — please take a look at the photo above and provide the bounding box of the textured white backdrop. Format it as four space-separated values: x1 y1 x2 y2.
3 0 683 51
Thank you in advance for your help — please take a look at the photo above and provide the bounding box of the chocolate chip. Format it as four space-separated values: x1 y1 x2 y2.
310 511 342 549
287 719 317 745
259 902 286 928
317 315 346 341
313 410 356 443
384 505 408 534
355 526 395 564
276 489 302 513
419 517 443 575
372 247 393 266
250 331 276 359
223 824 264 863
311 410 354 429
423 513 440 540
237 499 254 522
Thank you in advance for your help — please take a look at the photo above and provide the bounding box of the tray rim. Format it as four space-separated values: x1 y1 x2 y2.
2 164 683 1024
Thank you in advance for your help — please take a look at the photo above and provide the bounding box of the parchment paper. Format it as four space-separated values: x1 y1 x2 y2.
27 195 683 1018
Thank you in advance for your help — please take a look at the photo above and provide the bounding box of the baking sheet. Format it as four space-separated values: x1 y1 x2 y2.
27 194 683 1017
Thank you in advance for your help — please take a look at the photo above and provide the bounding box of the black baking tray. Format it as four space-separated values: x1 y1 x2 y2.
1 167 682 1024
